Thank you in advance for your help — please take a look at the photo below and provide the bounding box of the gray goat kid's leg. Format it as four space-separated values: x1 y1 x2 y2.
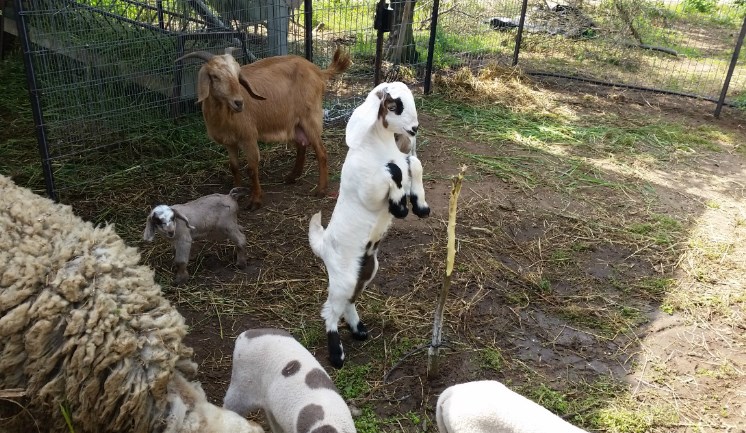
173 238 192 285
227 228 248 269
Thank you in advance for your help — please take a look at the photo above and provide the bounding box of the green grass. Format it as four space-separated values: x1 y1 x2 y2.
332 364 371 400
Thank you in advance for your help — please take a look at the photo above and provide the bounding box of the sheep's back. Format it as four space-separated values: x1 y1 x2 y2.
0 175 194 433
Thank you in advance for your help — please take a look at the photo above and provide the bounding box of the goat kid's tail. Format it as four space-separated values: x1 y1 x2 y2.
323 47 352 81
228 187 251 200
308 211 326 258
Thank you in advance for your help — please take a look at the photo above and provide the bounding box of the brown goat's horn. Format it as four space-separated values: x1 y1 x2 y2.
224 46 241 57
174 51 215 63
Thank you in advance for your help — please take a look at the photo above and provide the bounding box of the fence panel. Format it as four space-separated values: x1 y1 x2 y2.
12 0 386 202
8 0 746 201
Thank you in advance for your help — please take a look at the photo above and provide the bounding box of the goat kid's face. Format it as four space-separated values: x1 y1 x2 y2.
376 83 419 139
197 54 264 112
146 205 178 239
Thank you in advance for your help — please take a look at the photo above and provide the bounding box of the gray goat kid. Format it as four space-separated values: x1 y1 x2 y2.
143 187 250 284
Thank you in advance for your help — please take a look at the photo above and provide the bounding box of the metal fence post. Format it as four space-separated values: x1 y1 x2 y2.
374 0 393 86
512 0 529 66
304 0 313 61
715 15 746 118
14 0 57 201
423 0 440 94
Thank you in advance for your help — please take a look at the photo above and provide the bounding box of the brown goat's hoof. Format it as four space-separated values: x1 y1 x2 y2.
284 175 299 185
245 201 262 211
314 189 329 198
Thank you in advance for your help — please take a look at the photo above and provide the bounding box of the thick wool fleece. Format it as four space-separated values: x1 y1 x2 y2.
0 175 193 433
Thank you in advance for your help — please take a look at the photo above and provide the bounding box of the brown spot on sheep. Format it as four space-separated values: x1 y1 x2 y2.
282 360 301 377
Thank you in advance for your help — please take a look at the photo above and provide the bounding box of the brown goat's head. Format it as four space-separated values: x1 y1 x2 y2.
176 49 265 112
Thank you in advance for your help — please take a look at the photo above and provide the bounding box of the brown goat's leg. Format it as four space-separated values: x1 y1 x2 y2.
286 142 307 184
242 140 263 210
226 145 243 188
285 126 308 184
308 134 328 198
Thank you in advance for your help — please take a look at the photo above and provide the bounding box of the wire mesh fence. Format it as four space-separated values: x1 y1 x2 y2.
5 0 746 201
429 0 746 104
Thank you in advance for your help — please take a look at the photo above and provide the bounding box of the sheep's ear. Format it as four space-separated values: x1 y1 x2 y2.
238 74 266 101
196 67 210 103
173 209 196 230
143 212 157 241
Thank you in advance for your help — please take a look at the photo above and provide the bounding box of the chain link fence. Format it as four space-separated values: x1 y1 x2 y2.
4 0 745 201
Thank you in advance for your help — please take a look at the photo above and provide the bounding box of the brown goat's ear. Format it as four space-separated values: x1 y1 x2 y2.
376 88 391 128
239 74 266 100
173 209 196 230
143 212 157 241
196 67 210 103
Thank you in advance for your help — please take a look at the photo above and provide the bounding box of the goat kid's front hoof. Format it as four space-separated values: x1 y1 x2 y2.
349 322 369 341
236 259 248 270
174 273 189 286
327 331 345 369
389 197 409 219
313 188 328 198
284 174 299 185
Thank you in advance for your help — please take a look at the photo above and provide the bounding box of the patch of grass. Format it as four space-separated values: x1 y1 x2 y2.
332 364 371 400
353 406 381 433
479 347 504 373
626 213 682 246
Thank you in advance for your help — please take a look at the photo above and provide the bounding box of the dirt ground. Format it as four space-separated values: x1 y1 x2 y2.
139 78 746 433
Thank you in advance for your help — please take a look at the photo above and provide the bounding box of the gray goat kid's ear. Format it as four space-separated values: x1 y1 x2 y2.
172 209 196 230
143 213 156 241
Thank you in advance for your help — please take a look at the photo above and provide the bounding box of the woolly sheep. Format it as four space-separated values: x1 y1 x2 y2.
308 82 430 368
143 187 250 285
0 174 264 433
436 380 588 433
223 328 355 433
176 47 352 210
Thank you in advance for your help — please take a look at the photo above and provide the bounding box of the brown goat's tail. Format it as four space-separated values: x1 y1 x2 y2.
228 187 251 200
322 47 352 81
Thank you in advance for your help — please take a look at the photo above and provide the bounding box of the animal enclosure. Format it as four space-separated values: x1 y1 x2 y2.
4 0 746 200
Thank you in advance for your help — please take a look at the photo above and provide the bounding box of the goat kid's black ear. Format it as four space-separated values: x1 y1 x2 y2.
238 74 266 100
173 209 196 230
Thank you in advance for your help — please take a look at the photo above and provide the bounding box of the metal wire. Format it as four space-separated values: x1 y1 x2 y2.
10 0 746 200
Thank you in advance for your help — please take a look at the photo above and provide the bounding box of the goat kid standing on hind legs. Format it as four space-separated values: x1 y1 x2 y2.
309 81 430 368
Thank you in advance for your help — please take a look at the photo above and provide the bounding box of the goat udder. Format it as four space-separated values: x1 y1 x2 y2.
295 126 309 147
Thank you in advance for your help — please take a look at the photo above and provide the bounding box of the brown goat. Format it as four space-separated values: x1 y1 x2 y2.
176 47 351 210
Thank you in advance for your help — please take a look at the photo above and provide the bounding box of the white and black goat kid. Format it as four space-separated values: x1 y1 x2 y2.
144 187 250 285
308 82 429 368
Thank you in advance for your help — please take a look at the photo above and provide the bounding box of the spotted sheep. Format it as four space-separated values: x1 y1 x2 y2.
436 380 589 433
308 82 430 368
223 328 355 433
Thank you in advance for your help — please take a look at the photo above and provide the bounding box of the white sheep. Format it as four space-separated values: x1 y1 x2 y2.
0 174 263 433
143 187 250 285
308 81 430 368
223 328 355 433
175 47 351 210
436 380 589 433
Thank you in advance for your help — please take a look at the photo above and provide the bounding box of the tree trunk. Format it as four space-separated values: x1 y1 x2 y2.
387 0 419 65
